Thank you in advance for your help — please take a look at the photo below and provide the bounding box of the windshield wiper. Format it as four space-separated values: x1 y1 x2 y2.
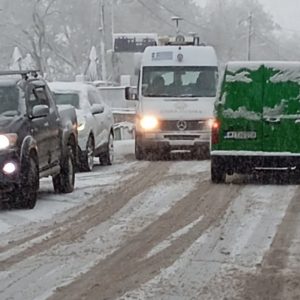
180 94 199 97
143 93 170 97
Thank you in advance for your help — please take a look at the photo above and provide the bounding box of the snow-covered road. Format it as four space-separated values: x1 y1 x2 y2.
0 140 300 300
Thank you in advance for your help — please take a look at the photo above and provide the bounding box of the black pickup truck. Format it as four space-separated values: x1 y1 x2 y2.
0 70 78 209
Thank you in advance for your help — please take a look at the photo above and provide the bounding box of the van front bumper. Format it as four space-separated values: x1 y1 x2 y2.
136 131 210 151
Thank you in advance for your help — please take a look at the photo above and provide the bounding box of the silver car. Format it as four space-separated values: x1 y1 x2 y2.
49 82 114 171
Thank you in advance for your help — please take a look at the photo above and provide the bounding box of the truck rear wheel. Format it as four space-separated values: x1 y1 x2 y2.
211 157 226 183
53 145 75 193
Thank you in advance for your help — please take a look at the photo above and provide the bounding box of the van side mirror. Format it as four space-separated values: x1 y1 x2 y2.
125 86 138 101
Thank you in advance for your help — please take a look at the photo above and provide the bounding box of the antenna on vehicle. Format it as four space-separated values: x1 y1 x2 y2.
189 32 200 46
171 16 183 35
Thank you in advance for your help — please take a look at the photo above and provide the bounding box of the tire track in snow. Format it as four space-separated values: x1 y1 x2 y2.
239 186 300 300
117 184 298 300
0 161 209 300
0 160 170 271
0 160 142 251
49 177 243 300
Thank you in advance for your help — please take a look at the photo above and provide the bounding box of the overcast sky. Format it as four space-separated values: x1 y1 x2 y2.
196 0 300 33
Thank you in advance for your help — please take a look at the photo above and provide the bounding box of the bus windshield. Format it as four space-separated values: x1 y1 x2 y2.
142 66 218 98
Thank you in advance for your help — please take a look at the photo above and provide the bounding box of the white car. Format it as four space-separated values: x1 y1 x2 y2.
49 82 114 171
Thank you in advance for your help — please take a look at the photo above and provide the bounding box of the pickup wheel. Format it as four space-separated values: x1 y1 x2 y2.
100 133 114 166
18 156 39 209
80 135 95 172
211 157 226 183
53 145 75 193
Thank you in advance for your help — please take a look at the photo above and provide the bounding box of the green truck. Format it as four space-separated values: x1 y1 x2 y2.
211 61 300 183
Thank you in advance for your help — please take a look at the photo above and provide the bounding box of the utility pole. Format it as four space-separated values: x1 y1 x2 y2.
111 0 115 50
99 0 107 82
247 12 253 61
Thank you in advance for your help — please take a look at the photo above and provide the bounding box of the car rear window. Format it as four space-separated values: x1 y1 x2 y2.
53 92 80 109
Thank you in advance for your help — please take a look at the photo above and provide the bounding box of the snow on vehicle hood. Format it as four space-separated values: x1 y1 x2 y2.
139 97 215 120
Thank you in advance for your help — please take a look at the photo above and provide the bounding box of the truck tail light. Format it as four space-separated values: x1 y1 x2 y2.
211 119 220 145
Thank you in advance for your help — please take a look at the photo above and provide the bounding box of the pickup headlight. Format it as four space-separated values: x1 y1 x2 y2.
140 116 159 130
0 134 18 150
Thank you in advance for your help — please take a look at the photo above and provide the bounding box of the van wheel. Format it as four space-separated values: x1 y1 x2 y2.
80 135 95 172
211 157 226 183
135 138 146 160
18 156 39 209
192 148 210 160
100 133 114 166
53 146 75 193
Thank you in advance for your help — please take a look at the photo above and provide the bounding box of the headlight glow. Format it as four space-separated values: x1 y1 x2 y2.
77 122 86 131
140 116 159 130
207 119 215 129
0 134 17 150
3 162 17 174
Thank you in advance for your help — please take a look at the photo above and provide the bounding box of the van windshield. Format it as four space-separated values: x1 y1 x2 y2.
142 66 218 98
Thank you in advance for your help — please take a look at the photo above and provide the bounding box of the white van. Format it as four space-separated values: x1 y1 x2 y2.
126 36 218 160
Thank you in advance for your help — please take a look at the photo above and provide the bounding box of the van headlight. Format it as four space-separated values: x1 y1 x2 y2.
140 116 159 130
0 134 17 150
206 118 215 128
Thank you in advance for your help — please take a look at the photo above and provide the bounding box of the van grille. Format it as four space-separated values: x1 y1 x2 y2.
164 135 200 140
160 120 208 131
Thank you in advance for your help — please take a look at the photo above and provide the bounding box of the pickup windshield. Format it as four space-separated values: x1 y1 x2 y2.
142 66 218 98
53 92 80 109
0 86 21 116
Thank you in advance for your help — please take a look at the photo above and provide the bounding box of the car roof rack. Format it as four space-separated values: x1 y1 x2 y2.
0 70 40 80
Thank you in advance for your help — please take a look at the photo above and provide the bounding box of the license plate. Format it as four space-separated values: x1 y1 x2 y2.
224 131 257 140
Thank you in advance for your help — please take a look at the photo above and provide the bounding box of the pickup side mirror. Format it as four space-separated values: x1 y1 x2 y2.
31 105 50 119
125 86 138 101
91 104 104 115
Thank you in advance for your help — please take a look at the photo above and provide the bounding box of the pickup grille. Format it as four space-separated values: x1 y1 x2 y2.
160 120 208 131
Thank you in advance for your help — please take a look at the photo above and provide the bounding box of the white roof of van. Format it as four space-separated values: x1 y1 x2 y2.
142 45 218 67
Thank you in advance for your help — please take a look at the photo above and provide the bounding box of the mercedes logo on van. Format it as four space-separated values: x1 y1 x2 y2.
177 120 187 131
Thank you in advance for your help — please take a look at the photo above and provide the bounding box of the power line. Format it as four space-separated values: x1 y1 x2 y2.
152 0 205 30
136 0 174 30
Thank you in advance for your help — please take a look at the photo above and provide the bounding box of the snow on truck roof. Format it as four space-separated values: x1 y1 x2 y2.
142 45 218 67
227 61 300 72
226 61 300 84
